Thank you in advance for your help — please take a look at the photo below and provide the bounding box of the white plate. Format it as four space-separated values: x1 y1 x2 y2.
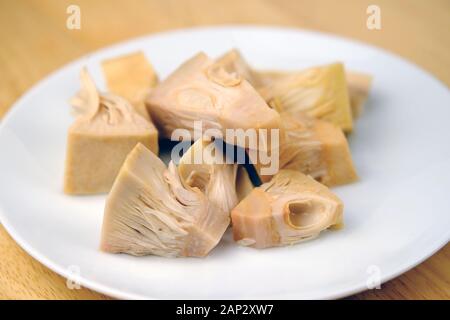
0 26 449 300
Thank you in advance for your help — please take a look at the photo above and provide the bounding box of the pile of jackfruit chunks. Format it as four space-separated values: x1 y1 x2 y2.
64 49 372 257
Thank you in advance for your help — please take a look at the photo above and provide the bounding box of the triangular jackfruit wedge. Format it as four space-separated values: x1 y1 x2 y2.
250 113 357 187
146 52 280 151
100 143 230 257
231 170 343 249
258 63 353 131
101 51 159 120
64 69 159 194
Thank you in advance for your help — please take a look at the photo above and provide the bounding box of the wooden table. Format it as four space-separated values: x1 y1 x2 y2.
0 0 449 300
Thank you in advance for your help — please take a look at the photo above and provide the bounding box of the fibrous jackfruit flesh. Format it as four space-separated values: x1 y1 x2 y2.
251 113 357 187
256 68 372 123
215 49 260 87
257 63 353 132
178 138 239 215
146 52 280 151
231 170 343 249
100 143 230 257
101 51 159 120
64 69 158 194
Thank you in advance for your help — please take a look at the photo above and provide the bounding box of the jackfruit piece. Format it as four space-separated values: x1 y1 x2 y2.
312 119 358 186
346 71 372 118
64 69 159 194
177 139 254 218
256 68 372 122
251 113 357 187
257 63 353 131
69 67 100 117
236 166 254 201
215 49 260 87
146 52 280 151
231 170 343 249
178 138 239 215
100 143 230 257
101 51 158 120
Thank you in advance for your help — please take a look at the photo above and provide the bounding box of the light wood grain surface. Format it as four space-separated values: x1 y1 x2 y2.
0 0 449 300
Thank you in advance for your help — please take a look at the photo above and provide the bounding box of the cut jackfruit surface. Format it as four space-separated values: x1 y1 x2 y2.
100 143 230 257
146 52 280 151
178 138 239 215
231 170 343 249
257 63 353 131
346 71 373 118
101 51 159 120
64 69 159 194
312 119 358 186
251 113 357 186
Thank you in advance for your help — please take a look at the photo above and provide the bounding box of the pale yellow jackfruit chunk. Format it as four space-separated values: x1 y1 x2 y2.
258 63 353 131
231 170 343 249
101 51 158 120
100 143 230 257
215 49 260 87
178 139 254 211
256 68 372 122
178 138 239 215
346 71 372 118
251 114 357 187
64 69 158 194
146 52 280 151
312 119 358 186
